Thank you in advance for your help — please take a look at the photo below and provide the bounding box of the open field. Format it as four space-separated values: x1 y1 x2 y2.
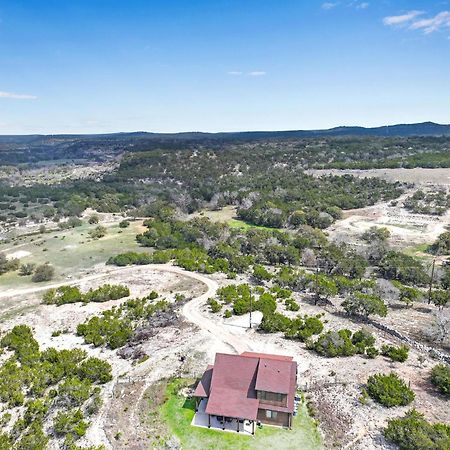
308 167 450 186
192 206 280 231
0 218 145 291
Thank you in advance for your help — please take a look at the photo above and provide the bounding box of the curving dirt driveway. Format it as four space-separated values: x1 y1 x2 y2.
0 263 252 354
179 271 253 354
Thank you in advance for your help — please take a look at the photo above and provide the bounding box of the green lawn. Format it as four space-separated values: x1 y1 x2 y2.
227 218 276 232
160 379 323 450
402 243 433 260
0 220 144 290
191 206 280 232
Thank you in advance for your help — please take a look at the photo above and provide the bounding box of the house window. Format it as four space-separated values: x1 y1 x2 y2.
265 410 278 420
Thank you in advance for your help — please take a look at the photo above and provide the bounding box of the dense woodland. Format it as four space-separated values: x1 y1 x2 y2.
2 134 450 230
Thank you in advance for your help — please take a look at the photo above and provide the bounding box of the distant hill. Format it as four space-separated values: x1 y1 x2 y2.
0 121 449 142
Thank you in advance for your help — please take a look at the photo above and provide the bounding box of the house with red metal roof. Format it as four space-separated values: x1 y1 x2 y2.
193 352 297 434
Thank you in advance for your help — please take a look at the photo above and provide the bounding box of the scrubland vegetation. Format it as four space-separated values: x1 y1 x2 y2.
1 133 450 450
0 325 110 450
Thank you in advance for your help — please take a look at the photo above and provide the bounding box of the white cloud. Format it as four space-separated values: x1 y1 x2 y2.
0 91 37 100
227 71 243 76
410 11 450 34
247 71 266 76
321 2 338 10
383 10 423 26
356 2 369 9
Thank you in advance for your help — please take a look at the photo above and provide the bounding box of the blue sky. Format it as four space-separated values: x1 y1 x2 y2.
0 0 449 134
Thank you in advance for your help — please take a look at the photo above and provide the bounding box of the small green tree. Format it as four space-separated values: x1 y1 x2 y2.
430 364 450 398
313 275 338 305
342 292 388 319
392 281 422 308
19 263 36 276
367 373 415 407
381 345 409 362
384 409 450 450
32 264 55 282
89 225 107 239
430 290 450 310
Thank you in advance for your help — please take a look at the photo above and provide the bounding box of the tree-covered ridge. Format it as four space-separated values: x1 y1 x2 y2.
112 147 404 228
5 135 450 229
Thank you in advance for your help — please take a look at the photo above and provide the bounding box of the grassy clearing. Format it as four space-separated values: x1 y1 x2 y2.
402 243 432 260
193 206 279 232
0 220 144 289
160 379 323 450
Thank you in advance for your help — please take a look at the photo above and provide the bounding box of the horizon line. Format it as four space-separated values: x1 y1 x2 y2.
0 121 449 137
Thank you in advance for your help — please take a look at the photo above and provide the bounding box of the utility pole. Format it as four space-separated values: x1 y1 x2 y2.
428 258 436 305
249 294 252 329
314 244 322 305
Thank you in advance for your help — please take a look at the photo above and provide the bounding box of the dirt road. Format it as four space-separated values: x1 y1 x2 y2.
0 263 252 354
180 272 253 354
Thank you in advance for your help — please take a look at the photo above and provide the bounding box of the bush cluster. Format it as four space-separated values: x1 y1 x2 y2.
430 364 450 398
381 344 409 362
308 328 377 358
384 409 450 450
76 295 168 349
366 373 415 407
43 284 130 306
0 325 111 448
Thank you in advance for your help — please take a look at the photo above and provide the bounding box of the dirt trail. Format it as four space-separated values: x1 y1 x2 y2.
181 275 253 355
0 262 253 354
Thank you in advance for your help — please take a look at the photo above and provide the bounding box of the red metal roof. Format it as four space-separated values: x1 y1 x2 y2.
255 358 293 394
193 365 213 397
206 388 259 420
195 352 297 420
241 351 293 362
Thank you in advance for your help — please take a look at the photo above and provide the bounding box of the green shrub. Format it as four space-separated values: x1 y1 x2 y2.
58 377 92 407
107 252 154 266
259 313 291 333
381 345 409 362
252 264 272 282
352 329 375 353
84 284 130 303
366 373 415 407
89 225 107 239
285 315 324 341
15 420 49 450
53 409 89 439
384 409 450 450
365 346 379 359
32 263 55 282
285 298 300 311
430 364 450 398
309 329 356 357
207 298 222 313
88 215 99 224
119 220 130 228
19 263 36 276
342 292 387 319
0 325 40 365
43 284 129 305
77 357 113 384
